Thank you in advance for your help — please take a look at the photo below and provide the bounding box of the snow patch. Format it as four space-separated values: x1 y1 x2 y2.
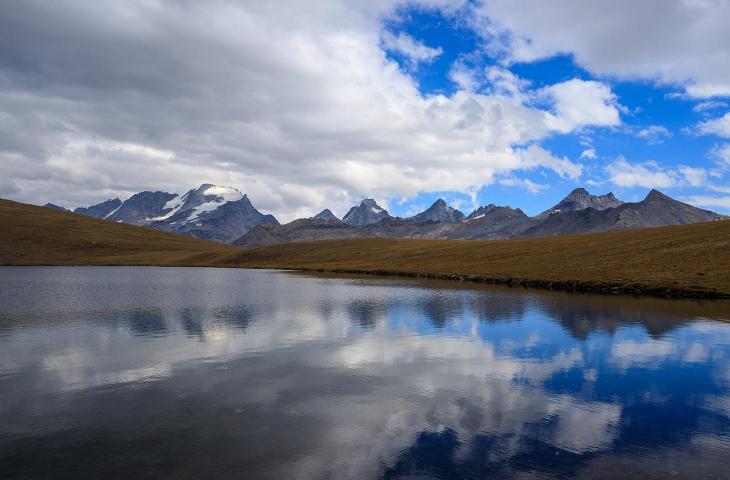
186 186 243 223
148 193 184 222
103 204 122 219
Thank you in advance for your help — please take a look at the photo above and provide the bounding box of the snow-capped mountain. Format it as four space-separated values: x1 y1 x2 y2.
72 184 278 243
342 199 390 226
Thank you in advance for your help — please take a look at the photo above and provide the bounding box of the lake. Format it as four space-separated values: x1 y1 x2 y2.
1 267 729 479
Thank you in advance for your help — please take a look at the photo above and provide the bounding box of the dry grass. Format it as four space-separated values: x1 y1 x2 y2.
3 198 730 298
0 199 238 266
217 221 730 297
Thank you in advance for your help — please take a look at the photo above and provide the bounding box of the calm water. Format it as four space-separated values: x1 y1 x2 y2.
1 267 730 479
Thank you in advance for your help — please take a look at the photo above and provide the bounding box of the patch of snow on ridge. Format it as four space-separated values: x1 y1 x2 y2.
186 186 243 222
370 207 382 214
204 185 243 203
104 204 122 219
468 214 485 221
148 193 184 222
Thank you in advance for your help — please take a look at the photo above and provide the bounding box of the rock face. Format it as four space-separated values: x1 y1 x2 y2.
44 203 69 212
409 199 465 223
106 191 178 225
312 209 339 221
71 184 278 243
445 206 537 240
151 186 278 243
524 189 724 237
537 188 623 219
342 199 390 226
74 198 122 218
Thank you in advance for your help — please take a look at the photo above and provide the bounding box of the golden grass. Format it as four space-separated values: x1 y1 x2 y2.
217 221 730 297
2 198 730 298
0 199 238 266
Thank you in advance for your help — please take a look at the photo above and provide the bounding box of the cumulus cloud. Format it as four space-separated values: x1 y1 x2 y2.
697 113 730 138
474 0 730 98
636 125 671 144
0 0 626 220
382 31 443 67
542 79 621 133
605 157 678 189
605 156 713 190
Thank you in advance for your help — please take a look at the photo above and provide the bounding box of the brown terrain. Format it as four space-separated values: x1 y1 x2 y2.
2 198 729 298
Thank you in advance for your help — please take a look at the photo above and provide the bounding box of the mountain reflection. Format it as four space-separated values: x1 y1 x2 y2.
0 267 729 479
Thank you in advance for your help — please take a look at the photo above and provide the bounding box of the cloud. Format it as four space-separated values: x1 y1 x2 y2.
542 79 621 133
497 176 546 194
474 0 730 98
580 149 597 160
636 125 671 144
693 101 728 113
678 166 707 187
697 113 730 138
684 195 730 210
382 31 443 67
606 157 713 190
605 157 678 189
0 0 618 220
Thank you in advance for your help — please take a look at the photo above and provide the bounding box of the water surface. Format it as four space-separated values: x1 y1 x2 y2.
1 267 729 479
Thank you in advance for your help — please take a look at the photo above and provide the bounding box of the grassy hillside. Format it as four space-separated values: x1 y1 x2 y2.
0 199 238 266
218 221 730 298
2 198 730 298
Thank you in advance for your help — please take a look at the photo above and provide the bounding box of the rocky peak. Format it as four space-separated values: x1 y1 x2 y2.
74 198 122 219
467 204 497 219
537 188 623 219
44 203 68 212
342 199 390 226
410 198 465 223
312 209 338 221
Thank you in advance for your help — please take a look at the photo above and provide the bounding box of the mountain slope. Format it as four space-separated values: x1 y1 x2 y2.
74 198 122 218
445 206 537 240
0 199 238 265
71 184 278 243
409 199 465 223
537 188 623 219
342 199 390 226
312 209 339 221
525 189 724 237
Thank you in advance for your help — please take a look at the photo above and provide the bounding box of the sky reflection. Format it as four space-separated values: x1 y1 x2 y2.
0 267 729 479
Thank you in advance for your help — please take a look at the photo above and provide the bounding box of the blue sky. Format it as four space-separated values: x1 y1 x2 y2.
2 0 730 221
379 3 730 217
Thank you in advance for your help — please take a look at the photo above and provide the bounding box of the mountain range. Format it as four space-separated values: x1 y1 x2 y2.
49 184 725 245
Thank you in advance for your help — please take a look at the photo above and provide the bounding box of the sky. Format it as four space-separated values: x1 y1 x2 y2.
1 0 730 222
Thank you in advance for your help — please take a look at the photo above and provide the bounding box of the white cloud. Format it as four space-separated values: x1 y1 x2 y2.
697 113 730 138
685 195 730 210
636 125 671 144
381 31 443 67
580 149 597 160
678 166 707 187
1 0 618 220
711 144 730 167
693 101 728 113
542 79 621 133
497 176 546 194
605 157 678 189
474 0 730 98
